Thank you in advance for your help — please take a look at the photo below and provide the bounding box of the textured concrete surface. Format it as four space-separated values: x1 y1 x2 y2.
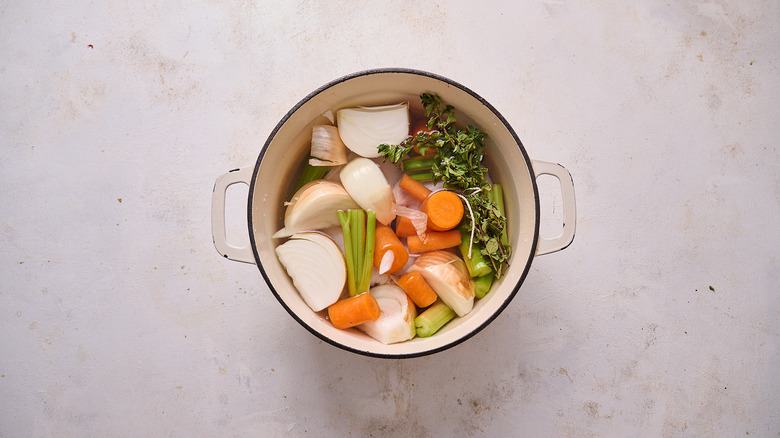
1 1 778 436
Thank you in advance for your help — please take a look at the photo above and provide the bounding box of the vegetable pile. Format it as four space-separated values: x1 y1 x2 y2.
273 94 511 345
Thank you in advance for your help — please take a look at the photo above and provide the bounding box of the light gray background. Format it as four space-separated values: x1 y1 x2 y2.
1 1 778 436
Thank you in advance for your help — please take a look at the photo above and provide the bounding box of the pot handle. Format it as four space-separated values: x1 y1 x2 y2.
211 167 256 264
532 160 576 256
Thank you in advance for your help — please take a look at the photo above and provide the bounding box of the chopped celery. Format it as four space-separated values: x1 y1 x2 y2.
351 210 365 285
296 162 331 190
338 211 357 296
415 299 456 338
360 211 376 293
459 228 493 278
408 172 433 182
338 209 376 296
474 273 494 299
400 156 436 173
489 184 509 247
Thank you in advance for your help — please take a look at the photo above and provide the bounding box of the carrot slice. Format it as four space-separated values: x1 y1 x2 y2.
422 190 464 231
399 174 432 203
373 223 409 274
397 271 438 308
327 293 381 330
395 216 418 237
407 229 462 253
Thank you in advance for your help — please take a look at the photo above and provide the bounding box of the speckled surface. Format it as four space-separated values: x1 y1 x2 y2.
1 1 778 436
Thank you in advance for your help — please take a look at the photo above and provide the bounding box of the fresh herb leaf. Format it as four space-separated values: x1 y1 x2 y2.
377 142 414 163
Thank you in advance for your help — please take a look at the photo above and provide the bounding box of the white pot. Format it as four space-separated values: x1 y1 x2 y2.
211 68 576 358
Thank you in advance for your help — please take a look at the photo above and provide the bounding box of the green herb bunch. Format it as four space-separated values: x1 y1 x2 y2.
378 93 511 276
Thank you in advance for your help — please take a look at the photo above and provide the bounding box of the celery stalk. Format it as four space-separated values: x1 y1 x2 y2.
489 184 509 247
408 172 433 182
415 300 456 338
340 209 376 296
459 228 493 278
296 162 330 189
338 210 357 296
359 210 376 294
401 156 435 173
351 210 365 293
474 273 494 299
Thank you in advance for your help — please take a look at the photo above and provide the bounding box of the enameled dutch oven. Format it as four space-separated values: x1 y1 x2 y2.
211 68 576 358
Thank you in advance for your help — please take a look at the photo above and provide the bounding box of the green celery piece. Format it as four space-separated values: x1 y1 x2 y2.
338 210 357 297
296 162 330 190
489 184 509 247
359 210 377 294
474 273 494 299
408 172 433 182
415 300 456 338
350 210 365 296
459 228 492 278
401 156 436 173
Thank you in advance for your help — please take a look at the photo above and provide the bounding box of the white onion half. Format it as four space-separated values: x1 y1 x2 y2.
274 180 360 238
339 157 396 225
358 285 417 344
409 251 475 317
275 232 346 312
337 103 410 158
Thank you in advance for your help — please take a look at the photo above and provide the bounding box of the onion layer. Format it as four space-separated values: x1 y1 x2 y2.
358 285 417 344
394 204 428 241
275 232 346 312
309 125 347 166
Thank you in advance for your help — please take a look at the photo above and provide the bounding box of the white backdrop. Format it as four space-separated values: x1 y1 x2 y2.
1 1 778 436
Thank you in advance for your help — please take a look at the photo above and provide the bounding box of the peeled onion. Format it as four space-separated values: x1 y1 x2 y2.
339 157 396 225
408 251 475 317
275 232 346 312
358 285 417 344
337 103 410 158
273 180 359 238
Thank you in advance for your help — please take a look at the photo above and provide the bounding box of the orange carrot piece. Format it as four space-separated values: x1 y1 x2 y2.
410 118 429 136
395 216 418 237
399 174 432 203
410 119 437 156
327 293 381 330
422 190 464 231
406 229 462 253
397 271 437 308
373 223 409 274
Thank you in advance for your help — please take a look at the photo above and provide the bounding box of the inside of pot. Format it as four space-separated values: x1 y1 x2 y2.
250 71 538 357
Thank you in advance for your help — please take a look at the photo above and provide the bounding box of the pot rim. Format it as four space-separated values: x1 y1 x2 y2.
247 68 541 358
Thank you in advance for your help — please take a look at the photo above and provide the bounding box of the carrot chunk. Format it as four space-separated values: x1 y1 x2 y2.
327 293 381 330
406 229 462 253
422 190 464 231
399 174 432 203
397 271 438 308
373 223 409 274
394 216 418 237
